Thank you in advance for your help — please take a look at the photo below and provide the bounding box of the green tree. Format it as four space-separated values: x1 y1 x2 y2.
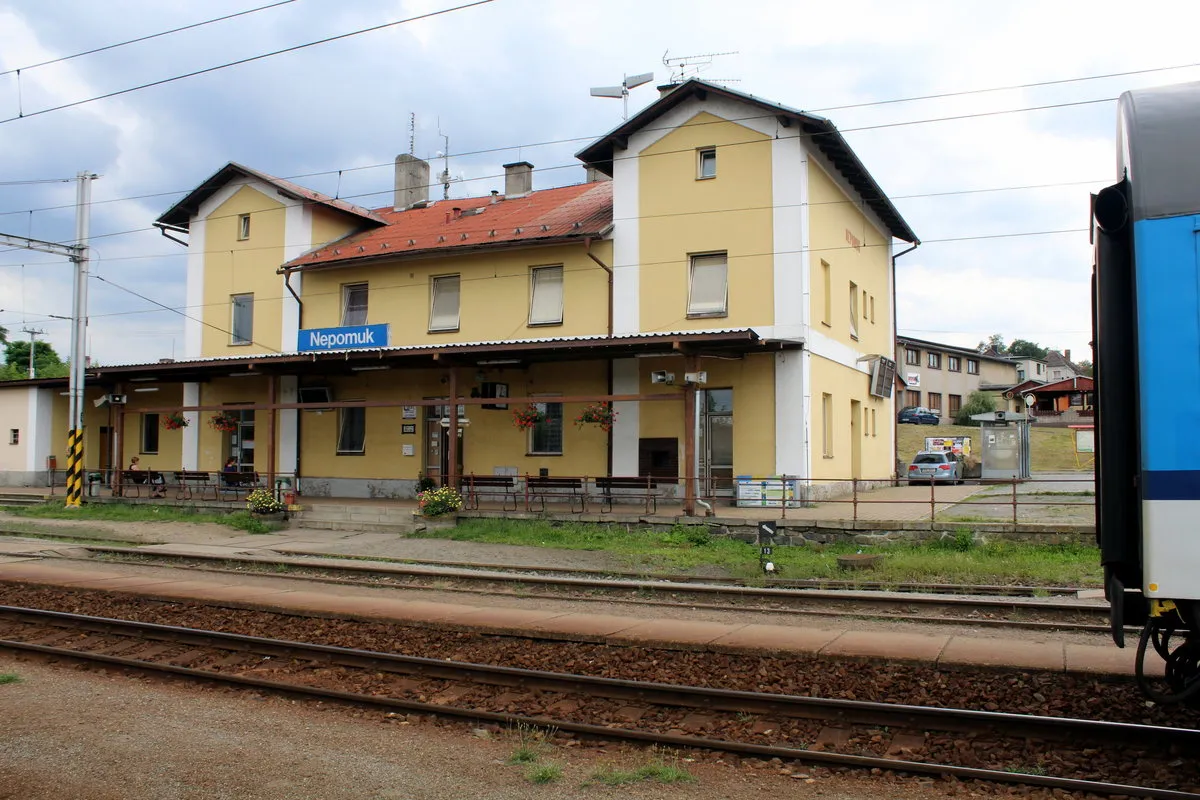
977 334 1006 354
1075 359 1094 376
2 339 68 380
1008 339 1049 359
955 390 996 426
0 325 8 346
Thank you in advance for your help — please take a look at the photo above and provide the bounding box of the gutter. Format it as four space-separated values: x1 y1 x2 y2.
891 240 920 480
153 221 189 248
282 267 304 330
583 234 614 337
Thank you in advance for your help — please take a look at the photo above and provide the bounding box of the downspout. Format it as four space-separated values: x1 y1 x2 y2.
282 266 304 484
283 267 304 330
584 235 616 476
153 221 189 248
892 240 920 481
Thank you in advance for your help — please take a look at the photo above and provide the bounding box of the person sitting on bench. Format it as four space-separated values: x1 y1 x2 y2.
128 457 165 498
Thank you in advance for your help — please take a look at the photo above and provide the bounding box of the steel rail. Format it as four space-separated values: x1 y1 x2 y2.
0 605 1191 747
0 606 1195 799
83 546 1107 615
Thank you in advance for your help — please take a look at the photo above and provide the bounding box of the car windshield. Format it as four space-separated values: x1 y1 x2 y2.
913 454 946 464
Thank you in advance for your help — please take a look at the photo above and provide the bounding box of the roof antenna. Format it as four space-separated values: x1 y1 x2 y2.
590 71 654 120
662 50 740 85
435 120 462 201
408 112 416 156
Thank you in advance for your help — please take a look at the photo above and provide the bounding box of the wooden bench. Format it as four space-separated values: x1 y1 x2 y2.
217 470 261 500
173 470 216 501
121 470 165 499
464 475 518 510
591 476 661 514
525 476 584 513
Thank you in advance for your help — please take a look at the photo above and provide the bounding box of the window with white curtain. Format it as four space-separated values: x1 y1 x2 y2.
528 265 564 326
429 275 460 332
341 283 368 326
687 252 727 316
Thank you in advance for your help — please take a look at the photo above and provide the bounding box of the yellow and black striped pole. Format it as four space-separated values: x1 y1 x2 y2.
65 428 84 507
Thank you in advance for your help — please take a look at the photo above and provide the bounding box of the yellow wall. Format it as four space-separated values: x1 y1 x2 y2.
637 353 776 478
808 355 891 481
310 207 361 250
638 112 775 333
808 162 891 355
49 384 185 472
0 388 29 471
201 185 287 356
298 241 611 345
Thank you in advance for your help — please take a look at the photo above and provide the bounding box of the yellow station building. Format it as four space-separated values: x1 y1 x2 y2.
1 80 917 512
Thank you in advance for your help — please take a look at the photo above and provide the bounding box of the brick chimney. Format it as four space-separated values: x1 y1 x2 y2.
503 161 533 198
1064 349 1071 361
394 154 430 211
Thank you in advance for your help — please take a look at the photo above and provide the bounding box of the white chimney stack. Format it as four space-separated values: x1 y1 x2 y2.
394 154 430 210
503 161 533 198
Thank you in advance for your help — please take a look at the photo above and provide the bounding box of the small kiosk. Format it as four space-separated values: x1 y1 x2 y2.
970 410 1032 481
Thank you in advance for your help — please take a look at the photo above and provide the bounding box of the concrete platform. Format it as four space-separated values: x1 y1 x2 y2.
0 559 1161 678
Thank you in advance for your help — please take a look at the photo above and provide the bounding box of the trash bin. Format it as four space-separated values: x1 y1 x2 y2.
86 473 102 497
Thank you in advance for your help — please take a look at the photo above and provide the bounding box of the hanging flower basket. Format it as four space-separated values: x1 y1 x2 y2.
511 404 546 431
161 412 189 431
208 412 239 433
574 402 617 432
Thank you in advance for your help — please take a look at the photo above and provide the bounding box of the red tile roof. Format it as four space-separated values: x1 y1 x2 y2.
1031 376 1094 394
285 181 613 270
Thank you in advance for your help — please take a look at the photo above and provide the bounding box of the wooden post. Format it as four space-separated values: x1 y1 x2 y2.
446 368 458 489
266 375 277 490
682 355 698 517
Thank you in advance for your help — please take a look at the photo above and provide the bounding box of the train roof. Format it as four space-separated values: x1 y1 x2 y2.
1118 80 1200 221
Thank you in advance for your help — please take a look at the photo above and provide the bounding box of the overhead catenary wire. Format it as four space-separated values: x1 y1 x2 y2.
0 0 494 125
0 0 299 78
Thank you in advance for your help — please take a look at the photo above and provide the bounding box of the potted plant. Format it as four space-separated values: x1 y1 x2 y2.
511 404 546 431
414 485 462 532
246 488 286 519
574 402 617 432
209 412 239 433
162 412 189 431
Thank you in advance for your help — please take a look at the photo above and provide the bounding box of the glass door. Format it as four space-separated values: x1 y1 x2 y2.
699 389 734 497
228 409 255 470
424 402 464 485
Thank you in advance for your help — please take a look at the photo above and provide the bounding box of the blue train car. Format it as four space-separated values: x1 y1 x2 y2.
1093 80 1200 704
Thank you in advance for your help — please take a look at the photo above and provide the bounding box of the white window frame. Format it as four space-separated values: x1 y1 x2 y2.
849 281 859 339
905 349 920 366
927 352 941 369
697 147 716 179
687 252 728 317
821 393 834 458
230 293 253 345
528 265 564 326
341 282 369 327
429 275 460 332
967 359 980 375
237 214 250 240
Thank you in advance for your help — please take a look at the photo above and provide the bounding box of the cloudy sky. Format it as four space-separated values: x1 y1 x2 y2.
2 0 1199 367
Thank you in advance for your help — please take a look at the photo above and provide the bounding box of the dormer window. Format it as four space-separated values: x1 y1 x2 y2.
697 147 716 179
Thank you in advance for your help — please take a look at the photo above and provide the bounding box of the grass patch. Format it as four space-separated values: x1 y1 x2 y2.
525 763 562 784
505 723 551 766
415 518 1102 586
898 423 1087 472
0 673 21 685
592 759 694 785
6 502 283 534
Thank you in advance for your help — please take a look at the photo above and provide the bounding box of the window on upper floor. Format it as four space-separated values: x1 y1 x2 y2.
1017 368 1025 381
237 214 250 240
230 293 253 345
1053 369 1063 380
849 281 859 339
947 355 961 372
821 393 834 458
1036 362 1044 375
905 349 920 366
528 265 564 326
429 275 460 332
869 294 875 324
9 428 19 445
697 147 716 179
927 352 941 369
968 359 980 375
687 252 728 317
821 260 832 326
341 283 368 327
530 400 563 455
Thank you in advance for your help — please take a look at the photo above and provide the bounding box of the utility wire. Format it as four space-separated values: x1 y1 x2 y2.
0 0 494 124
0 0 299 78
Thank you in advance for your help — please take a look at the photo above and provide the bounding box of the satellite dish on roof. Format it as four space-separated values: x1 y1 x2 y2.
589 71 654 120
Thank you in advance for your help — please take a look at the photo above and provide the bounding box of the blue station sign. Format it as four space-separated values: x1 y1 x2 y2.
297 323 390 353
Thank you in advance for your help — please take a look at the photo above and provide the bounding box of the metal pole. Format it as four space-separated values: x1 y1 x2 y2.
22 327 45 379
65 171 94 508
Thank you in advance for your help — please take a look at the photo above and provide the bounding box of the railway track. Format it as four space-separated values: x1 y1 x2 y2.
1 604 1195 798
85 546 1114 633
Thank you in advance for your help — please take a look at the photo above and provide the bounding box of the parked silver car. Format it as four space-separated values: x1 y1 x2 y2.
907 450 964 485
